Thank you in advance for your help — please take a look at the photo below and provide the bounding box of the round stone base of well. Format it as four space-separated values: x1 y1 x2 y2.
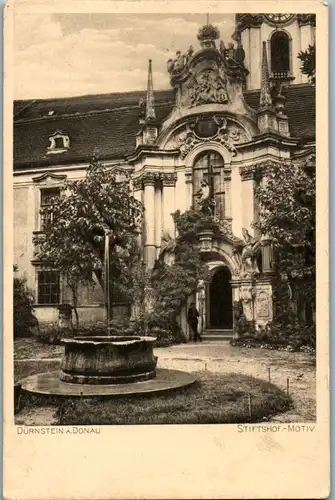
19 369 197 398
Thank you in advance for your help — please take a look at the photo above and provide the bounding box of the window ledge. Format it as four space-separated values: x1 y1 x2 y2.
46 148 69 155
32 304 60 308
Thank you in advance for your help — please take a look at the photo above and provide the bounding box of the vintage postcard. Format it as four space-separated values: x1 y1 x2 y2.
3 0 329 498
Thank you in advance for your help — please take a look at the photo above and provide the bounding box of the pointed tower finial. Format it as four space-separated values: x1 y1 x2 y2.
259 42 273 109
145 59 156 121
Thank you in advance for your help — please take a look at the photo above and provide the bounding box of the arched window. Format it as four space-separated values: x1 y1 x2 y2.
270 31 290 78
193 150 225 217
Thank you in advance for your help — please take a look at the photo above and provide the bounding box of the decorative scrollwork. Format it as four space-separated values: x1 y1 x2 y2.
174 118 239 159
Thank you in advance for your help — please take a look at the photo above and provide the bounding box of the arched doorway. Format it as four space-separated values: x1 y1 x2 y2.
208 267 233 329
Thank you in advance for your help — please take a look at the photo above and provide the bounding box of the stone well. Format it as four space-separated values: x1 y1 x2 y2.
19 335 197 399
60 336 157 385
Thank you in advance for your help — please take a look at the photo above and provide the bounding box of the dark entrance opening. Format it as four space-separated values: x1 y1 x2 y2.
209 267 233 329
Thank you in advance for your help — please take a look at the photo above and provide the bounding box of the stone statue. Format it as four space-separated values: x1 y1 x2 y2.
166 59 175 74
159 232 176 266
196 179 216 216
240 228 261 276
219 40 226 56
219 40 246 69
186 45 194 60
167 51 187 75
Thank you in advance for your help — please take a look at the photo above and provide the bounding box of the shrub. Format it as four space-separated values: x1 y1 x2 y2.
231 299 316 351
35 324 73 345
232 300 256 338
14 267 37 339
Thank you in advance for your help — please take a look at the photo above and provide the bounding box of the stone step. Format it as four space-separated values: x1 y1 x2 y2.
202 329 233 341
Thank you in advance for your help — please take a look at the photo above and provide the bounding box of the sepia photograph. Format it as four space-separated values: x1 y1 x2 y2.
12 11 318 428
4 2 330 499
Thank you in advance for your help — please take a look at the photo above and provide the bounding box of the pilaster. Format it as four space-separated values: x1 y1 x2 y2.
239 166 258 234
142 173 157 268
161 173 177 238
154 181 162 258
223 170 232 221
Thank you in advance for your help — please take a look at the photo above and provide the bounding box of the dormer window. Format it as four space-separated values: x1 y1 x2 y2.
47 130 70 155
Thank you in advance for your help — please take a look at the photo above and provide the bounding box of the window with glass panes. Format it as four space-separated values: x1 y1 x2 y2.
37 270 60 304
192 151 225 216
40 187 60 230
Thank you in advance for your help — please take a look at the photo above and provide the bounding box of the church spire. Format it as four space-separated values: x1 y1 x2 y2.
145 59 156 121
259 42 273 109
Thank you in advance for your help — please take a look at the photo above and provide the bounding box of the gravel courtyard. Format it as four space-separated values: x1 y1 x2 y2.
14 339 316 424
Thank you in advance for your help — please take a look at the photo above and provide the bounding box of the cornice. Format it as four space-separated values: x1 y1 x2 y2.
133 171 178 189
235 132 299 152
127 147 180 164
239 159 286 181
32 172 67 184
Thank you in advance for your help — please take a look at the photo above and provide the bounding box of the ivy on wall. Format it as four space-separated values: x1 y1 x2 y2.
144 209 217 333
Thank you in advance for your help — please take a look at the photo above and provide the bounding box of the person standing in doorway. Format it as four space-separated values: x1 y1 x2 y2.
187 302 202 342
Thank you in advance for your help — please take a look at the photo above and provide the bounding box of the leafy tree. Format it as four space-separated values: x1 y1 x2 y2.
253 160 315 313
147 209 212 335
35 158 144 325
13 265 36 338
298 44 315 84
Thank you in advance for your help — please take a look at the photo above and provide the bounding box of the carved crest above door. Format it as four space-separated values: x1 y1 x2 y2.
169 116 248 159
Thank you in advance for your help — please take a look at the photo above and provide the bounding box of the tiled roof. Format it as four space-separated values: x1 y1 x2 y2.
243 84 315 141
14 84 315 170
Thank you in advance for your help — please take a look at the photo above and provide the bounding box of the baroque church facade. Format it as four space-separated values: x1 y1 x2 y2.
13 14 316 339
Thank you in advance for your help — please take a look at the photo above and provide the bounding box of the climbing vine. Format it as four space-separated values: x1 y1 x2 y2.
146 209 217 335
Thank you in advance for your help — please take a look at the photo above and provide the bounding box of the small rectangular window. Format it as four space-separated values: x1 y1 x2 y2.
40 187 60 230
37 270 60 305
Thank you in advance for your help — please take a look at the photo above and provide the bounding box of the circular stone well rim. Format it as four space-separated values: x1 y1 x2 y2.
19 369 197 398
61 335 157 344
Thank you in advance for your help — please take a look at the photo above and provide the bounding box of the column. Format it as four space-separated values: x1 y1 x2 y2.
185 169 193 210
154 181 162 258
133 179 143 250
239 166 256 234
161 173 177 238
261 238 274 274
142 173 156 268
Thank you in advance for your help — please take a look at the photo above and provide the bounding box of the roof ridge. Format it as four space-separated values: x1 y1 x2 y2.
14 88 174 106
14 100 175 124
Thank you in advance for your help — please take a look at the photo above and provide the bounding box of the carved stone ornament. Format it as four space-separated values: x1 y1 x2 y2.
239 164 267 181
236 14 264 31
188 69 228 107
174 117 239 159
161 173 178 187
240 284 255 321
141 172 161 186
134 172 178 189
297 14 316 27
256 290 271 319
